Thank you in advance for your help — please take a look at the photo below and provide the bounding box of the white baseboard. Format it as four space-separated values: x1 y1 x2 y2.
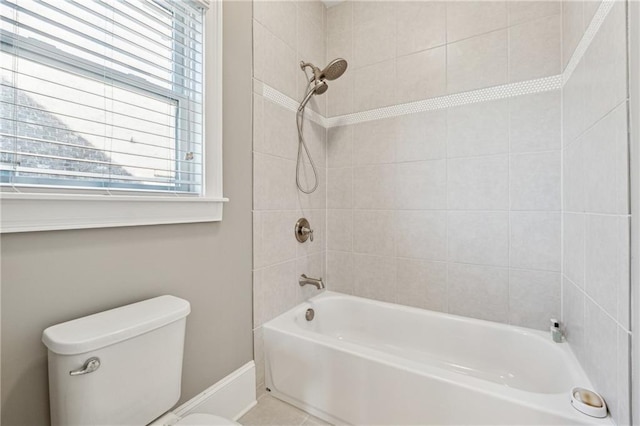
173 361 257 421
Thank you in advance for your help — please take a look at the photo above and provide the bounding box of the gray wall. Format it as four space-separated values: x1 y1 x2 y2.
0 2 254 424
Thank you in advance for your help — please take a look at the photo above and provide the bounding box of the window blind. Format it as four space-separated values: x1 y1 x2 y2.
0 0 205 194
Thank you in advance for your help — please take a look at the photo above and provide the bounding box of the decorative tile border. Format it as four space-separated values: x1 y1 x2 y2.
563 0 616 84
261 84 326 127
260 0 615 129
325 75 562 128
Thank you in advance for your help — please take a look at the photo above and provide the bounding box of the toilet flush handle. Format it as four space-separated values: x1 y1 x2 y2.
69 357 101 376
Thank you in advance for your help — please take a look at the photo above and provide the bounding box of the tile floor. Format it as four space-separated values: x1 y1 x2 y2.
239 394 331 426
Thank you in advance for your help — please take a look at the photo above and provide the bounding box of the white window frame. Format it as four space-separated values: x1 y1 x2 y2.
0 1 226 233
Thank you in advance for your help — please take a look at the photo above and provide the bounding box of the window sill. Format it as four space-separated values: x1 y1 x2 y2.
0 193 229 233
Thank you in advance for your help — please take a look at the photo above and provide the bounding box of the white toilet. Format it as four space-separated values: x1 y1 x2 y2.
42 295 239 426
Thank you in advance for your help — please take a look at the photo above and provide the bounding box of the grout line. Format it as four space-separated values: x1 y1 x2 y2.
564 274 630 333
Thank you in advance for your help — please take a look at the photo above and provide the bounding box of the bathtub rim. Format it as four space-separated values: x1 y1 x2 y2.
263 291 611 425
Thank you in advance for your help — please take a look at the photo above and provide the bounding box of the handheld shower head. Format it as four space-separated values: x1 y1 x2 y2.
300 58 348 83
296 57 348 194
299 80 327 111
320 58 348 81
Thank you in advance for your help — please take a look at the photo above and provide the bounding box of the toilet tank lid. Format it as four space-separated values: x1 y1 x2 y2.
42 295 191 355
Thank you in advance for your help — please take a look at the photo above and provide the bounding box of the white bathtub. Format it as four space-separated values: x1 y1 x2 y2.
264 292 611 425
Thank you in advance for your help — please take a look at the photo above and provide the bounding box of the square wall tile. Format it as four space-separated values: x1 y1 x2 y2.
562 137 585 213
396 47 447 104
510 90 561 153
298 11 326 69
353 118 397 166
584 300 618 422
253 1 297 49
585 214 627 319
563 213 585 288
354 60 396 111
562 278 586 366
447 263 509 323
327 1 352 35
259 100 298 160
583 104 629 215
253 153 297 210
448 155 509 210
353 210 395 257
447 30 508 94
327 125 353 168
616 328 631 425
508 1 560 26
261 260 297 323
395 211 447 261
396 1 446 56
584 1 627 129
447 99 509 158
448 212 509 267
353 16 396 69
354 164 396 209
563 59 587 147
327 167 353 209
446 1 507 43
509 269 560 330
327 209 353 252
255 210 298 269
252 21 297 99
510 212 561 272
353 254 397 303
510 151 561 211
396 259 447 312
509 14 561 82
396 160 447 210
327 70 354 117
327 250 354 294
396 110 447 162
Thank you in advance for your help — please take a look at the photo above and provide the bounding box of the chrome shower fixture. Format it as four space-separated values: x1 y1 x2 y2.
296 58 348 194
300 58 349 82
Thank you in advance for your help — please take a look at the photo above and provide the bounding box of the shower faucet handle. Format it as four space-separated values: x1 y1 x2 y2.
295 218 314 243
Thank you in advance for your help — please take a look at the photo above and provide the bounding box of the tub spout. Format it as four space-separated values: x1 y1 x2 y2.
299 274 325 290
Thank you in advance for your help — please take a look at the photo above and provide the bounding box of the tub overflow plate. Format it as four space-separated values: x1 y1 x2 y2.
305 308 315 321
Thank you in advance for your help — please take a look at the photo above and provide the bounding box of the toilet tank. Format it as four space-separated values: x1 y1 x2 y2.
42 295 191 426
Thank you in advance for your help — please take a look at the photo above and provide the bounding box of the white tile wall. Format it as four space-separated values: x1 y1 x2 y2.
447 30 508 94
561 1 631 424
326 0 562 117
447 263 509 323
252 0 328 396
323 1 564 333
508 269 560 330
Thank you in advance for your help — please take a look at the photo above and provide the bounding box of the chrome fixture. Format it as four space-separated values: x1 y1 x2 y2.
550 319 563 343
299 274 325 290
296 58 348 194
69 357 101 376
295 217 314 242
305 308 315 321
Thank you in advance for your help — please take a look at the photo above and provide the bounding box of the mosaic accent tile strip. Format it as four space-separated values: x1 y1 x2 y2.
325 75 562 128
261 84 326 127
563 0 616 84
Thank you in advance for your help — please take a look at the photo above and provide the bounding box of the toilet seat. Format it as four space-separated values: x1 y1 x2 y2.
175 413 239 426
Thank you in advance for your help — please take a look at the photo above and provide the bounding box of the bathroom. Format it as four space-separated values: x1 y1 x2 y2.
0 0 636 424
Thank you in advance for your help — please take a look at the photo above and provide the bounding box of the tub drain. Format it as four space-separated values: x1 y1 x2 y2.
305 308 315 321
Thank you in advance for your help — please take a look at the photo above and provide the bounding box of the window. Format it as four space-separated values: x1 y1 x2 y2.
0 0 225 232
